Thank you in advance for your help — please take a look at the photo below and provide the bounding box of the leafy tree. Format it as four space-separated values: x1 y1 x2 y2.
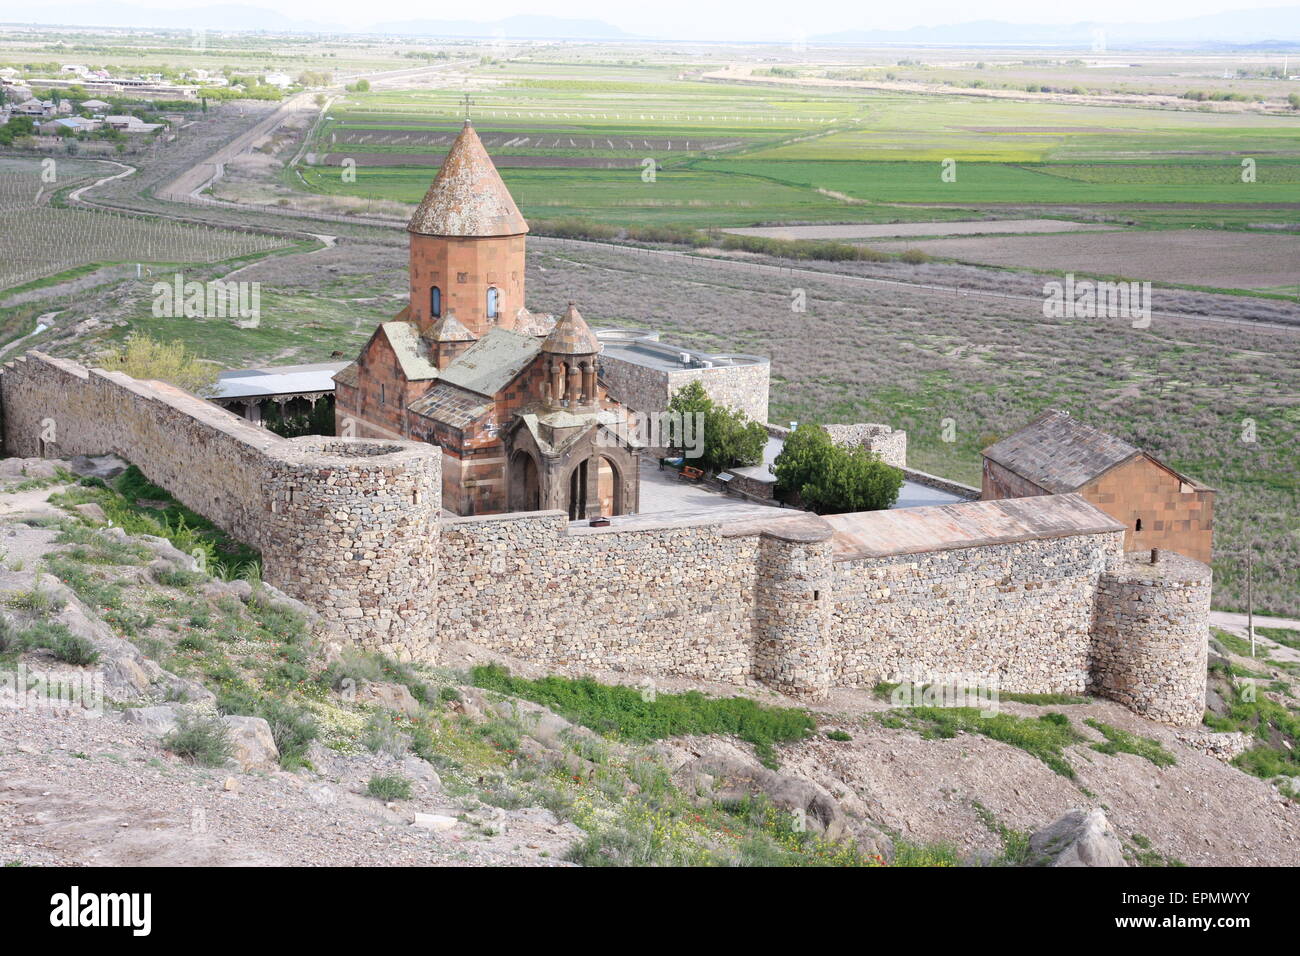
773 424 902 513
1290 92 1300 111
701 403 766 474
666 380 766 473
801 446 903 513
0 116 35 146
772 424 834 496
98 333 220 397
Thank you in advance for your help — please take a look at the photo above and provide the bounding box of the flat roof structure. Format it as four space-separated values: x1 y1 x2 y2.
595 328 767 373
212 361 350 403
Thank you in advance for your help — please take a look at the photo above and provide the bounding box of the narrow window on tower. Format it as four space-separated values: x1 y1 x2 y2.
486 286 499 320
431 286 442 318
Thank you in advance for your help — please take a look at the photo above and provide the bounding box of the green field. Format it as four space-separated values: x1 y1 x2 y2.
296 63 1300 233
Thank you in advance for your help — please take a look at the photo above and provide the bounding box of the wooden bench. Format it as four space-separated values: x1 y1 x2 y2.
679 465 704 482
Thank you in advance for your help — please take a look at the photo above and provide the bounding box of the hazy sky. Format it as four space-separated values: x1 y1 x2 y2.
147 0 1299 37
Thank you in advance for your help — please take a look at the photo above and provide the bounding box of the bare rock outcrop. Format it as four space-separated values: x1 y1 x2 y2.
1028 808 1128 867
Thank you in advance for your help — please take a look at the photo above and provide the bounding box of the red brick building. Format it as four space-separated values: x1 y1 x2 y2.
981 409 1214 563
333 120 640 518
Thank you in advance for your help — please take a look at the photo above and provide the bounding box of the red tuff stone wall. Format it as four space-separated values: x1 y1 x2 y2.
982 455 1213 564
408 233 526 337
335 334 430 441
1077 455 1213 565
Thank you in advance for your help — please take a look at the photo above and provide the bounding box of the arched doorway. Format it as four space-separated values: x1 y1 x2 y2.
509 450 540 512
567 458 589 521
597 456 621 517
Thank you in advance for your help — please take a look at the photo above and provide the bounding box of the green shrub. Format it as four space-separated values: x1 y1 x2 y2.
16 621 99 666
163 712 234 767
879 706 1084 778
54 526 151 565
471 664 815 768
1085 718 1177 767
322 648 431 703
5 583 66 614
48 630 100 666
366 774 412 800
773 424 903 513
216 689 318 768
667 380 767 474
154 566 205 589
825 729 852 741
361 712 410 756
176 632 211 653
246 590 309 644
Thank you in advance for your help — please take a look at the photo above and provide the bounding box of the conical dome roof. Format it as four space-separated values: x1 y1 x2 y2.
425 310 477 342
542 302 601 355
407 121 529 238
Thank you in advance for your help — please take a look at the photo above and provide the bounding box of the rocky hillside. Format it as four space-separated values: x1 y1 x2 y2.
1 455 1296 867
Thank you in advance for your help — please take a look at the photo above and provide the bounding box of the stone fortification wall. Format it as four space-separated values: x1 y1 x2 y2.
1091 549 1211 726
1 352 1209 723
1 352 441 655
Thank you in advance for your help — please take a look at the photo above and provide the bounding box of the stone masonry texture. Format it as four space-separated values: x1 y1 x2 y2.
0 351 1210 723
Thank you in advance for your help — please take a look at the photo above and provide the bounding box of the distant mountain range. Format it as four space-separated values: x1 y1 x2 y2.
812 7 1300 47
5 2 1298 46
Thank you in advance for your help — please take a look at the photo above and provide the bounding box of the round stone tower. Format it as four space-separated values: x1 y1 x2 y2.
752 514 835 700
1091 549 1211 726
406 120 529 338
261 437 442 661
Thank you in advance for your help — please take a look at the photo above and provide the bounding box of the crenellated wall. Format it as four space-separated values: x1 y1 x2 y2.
0 351 1211 723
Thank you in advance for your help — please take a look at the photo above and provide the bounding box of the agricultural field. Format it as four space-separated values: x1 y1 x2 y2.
863 229 1300 292
290 57 1300 289
0 159 292 293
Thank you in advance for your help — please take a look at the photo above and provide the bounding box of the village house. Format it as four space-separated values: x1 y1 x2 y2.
333 120 641 519
981 408 1214 563
104 114 163 134
40 116 96 135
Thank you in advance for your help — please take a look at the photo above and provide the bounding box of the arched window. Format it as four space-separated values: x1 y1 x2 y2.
430 286 442 318
486 286 499 320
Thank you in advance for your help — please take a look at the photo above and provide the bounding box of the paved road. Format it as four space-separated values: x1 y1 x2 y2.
1211 611 1300 633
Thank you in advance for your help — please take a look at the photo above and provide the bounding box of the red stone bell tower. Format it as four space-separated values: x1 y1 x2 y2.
407 120 529 338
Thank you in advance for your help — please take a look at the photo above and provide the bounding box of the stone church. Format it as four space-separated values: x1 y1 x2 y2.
333 120 641 518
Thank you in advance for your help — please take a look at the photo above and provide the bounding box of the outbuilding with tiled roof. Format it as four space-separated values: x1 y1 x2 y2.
981 409 1214 562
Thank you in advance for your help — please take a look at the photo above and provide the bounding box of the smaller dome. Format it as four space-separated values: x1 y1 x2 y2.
542 302 600 355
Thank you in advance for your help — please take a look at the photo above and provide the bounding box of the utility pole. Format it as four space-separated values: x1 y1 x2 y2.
1246 543 1255 658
